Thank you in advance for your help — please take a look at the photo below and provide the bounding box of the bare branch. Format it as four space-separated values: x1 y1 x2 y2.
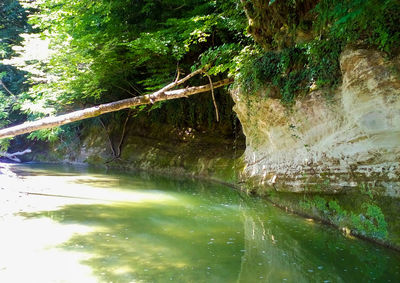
114 84 136 97
98 118 117 158
116 110 131 157
0 80 16 97
125 80 143 95
174 62 181 83
205 73 219 122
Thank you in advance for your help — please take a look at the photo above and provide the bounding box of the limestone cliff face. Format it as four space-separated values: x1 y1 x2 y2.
233 47 400 197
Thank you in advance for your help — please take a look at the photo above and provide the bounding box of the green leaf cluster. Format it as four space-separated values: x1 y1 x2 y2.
0 1 31 140
27 0 247 106
9 0 248 142
315 0 400 53
233 38 342 104
0 0 29 59
350 204 388 239
300 196 388 240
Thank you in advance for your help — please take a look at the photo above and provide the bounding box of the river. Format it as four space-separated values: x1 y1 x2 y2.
0 163 399 282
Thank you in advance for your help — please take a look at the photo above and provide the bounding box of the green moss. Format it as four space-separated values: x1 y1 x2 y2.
234 40 344 104
85 155 105 166
350 204 388 239
271 193 391 243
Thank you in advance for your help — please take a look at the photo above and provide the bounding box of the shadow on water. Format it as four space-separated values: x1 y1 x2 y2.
16 165 400 283
239 198 400 282
20 187 246 282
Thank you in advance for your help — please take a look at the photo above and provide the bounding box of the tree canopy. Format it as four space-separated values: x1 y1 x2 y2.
0 0 248 149
0 0 399 150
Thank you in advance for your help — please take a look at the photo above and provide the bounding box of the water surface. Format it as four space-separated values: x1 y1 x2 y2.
1 163 399 282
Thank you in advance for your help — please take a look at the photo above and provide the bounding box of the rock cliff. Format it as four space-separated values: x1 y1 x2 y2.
233 47 400 197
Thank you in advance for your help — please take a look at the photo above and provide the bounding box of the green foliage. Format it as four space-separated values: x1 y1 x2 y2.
2 0 399 143
146 88 237 129
234 46 280 95
0 138 11 152
313 196 328 213
0 89 11 125
327 200 347 223
27 0 247 105
27 128 63 142
350 204 388 239
328 200 347 217
233 40 342 104
300 195 388 240
242 0 317 50
0 1 31 143
0 0 249 144
315 0 400 53
197 43 242 76
0 0 29 59
6 0 248 142
364 204 388 238
360 183 374 199
233 0 399 104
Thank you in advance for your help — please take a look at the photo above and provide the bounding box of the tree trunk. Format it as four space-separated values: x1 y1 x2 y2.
0 71 233 139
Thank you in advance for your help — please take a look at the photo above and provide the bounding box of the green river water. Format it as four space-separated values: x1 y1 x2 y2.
0 163 399 282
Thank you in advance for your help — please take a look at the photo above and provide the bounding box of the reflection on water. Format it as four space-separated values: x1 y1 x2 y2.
1 163 400 282
239 200 400 282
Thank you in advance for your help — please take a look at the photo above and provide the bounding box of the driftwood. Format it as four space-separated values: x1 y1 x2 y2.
0 68 233 139
0 148 31 162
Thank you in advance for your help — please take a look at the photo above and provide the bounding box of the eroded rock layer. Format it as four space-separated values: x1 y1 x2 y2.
233 47 400 197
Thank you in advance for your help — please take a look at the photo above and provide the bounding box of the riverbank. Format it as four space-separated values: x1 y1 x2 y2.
0 163 29 218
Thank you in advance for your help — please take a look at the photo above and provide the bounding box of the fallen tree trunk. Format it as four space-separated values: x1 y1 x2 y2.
0 148 31 162
0 71 233 139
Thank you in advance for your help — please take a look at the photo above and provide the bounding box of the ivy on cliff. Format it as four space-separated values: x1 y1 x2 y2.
315 0 400 53
235 0 400 103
